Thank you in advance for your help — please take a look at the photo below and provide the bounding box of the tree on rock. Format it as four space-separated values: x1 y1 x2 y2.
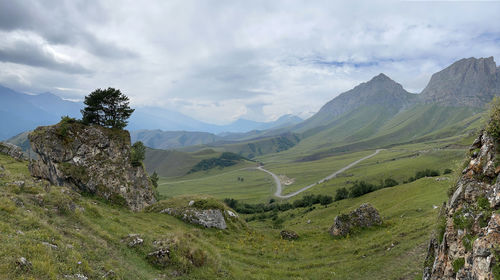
81 87 134 129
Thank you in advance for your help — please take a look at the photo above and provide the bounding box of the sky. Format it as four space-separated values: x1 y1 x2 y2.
0 0 500 124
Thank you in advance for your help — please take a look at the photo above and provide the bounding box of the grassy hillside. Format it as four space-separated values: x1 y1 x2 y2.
0 151 456 279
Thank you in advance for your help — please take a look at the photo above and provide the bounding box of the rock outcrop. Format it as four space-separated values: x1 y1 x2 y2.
420 57 500 107
329 203 382 237
28 121 156 211
160 208 227 229
423 130 500 279
0 142 27 161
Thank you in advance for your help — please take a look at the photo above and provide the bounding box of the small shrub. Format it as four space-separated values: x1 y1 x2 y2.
452 257 465 273
453 209 474 231
462 234 477 252
130 141 146 167
486 97 500 138
443 168 453 175
335 187 349 201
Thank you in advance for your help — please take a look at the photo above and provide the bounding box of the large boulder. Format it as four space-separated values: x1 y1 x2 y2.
329 203 382 237
28 121 156 211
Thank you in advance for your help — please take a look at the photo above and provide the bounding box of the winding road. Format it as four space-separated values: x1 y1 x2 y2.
258 149 384 199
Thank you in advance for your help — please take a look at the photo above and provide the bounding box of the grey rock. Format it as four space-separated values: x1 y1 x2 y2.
28 123 156 211
329 203 382 237
147 248 171 268
160 208 227 229
15 257 32 271
0 142 27 161
122 234 144 248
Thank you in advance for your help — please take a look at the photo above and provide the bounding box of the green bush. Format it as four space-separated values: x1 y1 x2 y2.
452 257 465 273
486 97 500 138
130 141 146 167
443 168 453 174
335 187 349 201
349 181 376 198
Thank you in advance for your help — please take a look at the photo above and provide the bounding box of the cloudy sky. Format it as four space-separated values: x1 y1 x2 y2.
0 0 499 124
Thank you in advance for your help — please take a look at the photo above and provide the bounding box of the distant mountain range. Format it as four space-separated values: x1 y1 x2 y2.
0 85 302 140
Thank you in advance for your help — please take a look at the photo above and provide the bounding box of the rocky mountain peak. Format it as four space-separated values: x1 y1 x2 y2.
312 73 414 120
420 57 500 107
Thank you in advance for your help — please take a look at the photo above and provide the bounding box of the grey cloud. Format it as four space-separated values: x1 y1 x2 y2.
0 1 135 59
0 40 91 74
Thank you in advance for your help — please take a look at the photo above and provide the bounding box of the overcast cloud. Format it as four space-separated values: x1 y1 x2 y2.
0 0 499 124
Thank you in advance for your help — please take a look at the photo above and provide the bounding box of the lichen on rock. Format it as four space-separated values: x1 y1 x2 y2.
28 121 156 211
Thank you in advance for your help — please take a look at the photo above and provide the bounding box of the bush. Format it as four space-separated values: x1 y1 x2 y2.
335 187 349 201
443 168 453 175
382 178 398 188
130 141 146 167
452 257 465 273
486 97 500 138
349 181 376 198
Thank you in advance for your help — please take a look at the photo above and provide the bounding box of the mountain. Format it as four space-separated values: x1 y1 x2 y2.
130 130 221 150
0 85 82 140
420 57 500 107
295 73 417 132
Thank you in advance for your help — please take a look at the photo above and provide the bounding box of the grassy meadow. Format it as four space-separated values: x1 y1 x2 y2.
0 152 455 279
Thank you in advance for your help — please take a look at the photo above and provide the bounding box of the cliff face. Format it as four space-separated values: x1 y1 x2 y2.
28 121 156 211
420 57 500 107
424 130 500 279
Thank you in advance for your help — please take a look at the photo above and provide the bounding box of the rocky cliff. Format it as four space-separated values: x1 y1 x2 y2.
423 130 500 279
420 57 500 107
28 121 156 211
0 142 27 161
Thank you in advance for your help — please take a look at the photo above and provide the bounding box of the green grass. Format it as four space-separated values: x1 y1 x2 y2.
0 144 454 279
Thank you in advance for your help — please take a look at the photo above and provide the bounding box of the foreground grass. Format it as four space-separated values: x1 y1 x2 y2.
0 152 452 279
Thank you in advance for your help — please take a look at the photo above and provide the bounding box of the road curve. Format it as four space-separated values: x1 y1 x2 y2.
258 149 384 199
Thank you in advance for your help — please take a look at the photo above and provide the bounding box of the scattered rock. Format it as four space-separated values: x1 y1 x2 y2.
28 123 156 211
329 203 382 237
13 181 25 188
15 257 32 272
306 219 311 224
225 210 238 218
280 230 299 240
188 200 195 206
16 230 24 235
102 270 116 279
147 248 171 268
64 274 88 280
122 234 144 248
42 241 58 249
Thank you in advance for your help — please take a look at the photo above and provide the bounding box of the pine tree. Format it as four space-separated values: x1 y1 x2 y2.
81 87 134 129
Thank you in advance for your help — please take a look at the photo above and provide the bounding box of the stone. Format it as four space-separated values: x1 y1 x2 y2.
0 142 27 161
42 241 58 249
121 234 144 248
280 230 299 240
28 123 156 211
160 207 227 229
64 274 88 280
13 181 25 188
226 210 238 218
147 248 171 268
15 257 32 272
329 203 382 237
188 200 195 206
